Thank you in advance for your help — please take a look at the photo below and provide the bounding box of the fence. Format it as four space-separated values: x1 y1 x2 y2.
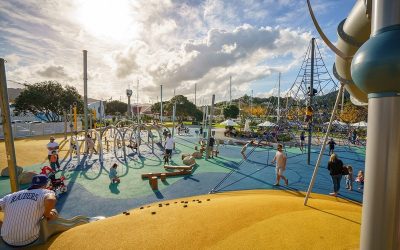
0 121 82 139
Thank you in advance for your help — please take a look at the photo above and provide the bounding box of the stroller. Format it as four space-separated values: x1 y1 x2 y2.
40 166 68 197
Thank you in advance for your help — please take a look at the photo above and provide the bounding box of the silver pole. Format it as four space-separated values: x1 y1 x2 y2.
229 76 232 105
160 85 163 125
137 79 140 124
341 88 345 114
307 38 315 165
0 58 19 192
304 84 343 205
359 1 400 249
277 72 281 123
172 89 176 137
206 94 215 159
63 110 67 140
250 90 253 117
194 83 197 106
83 50 88 134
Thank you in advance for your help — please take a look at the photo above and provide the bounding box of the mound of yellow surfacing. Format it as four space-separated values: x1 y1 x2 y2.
0 134 68 169
37 190 361 250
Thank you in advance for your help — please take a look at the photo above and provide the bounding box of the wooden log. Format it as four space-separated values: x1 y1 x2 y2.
149 176 158 190
141 170 192 179
164 165 194 171
160 173 166 181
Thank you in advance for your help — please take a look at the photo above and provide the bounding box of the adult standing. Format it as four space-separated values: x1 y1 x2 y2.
199 126 203 138
327 138 336 155
327 153 343 196
300 131 305 152
47 136 60 170
164 133 175 160
208 136 215 158
271 144 289 186
0 174 58 247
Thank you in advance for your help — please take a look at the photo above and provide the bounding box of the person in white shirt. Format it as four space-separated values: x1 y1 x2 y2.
271 144 289 186
0 174 58 247
164 133 175 160
47 136 60 170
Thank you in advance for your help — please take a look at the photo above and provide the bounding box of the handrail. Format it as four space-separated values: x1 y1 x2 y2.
306 0 351 61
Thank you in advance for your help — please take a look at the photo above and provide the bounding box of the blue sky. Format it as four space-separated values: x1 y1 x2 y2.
0 0 355 103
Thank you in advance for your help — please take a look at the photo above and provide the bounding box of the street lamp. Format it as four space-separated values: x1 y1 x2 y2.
126 89 133 119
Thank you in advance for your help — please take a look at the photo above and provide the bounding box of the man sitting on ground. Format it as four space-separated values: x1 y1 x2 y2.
0 175 58 247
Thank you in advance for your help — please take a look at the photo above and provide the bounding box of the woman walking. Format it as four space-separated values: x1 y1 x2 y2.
327 154 343 197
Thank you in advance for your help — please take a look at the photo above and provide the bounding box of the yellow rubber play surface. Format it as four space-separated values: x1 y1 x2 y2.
32 190 361 250
0 135 68 169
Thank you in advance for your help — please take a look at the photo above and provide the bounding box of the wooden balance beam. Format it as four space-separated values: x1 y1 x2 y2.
163 164 195 171
141 170 191 179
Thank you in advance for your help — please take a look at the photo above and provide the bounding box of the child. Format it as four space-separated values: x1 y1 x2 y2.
305 106 313 123
345 165 354 190
241 140 253 160
356 170 364 190
109 163 120 184
49 150 59 171
163 153 170 165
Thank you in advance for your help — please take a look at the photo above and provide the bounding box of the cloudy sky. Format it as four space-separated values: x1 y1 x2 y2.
0 0 354 104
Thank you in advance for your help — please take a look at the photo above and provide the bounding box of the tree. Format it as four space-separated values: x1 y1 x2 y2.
223 105 239 119
14 81 83 122
151 95 203 121
339 102 368 123
105 100 128 116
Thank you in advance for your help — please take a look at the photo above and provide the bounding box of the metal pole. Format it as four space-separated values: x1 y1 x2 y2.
172 89 176 137
194 83 197 106
277 72 281 123
229 76 232 105
63 110 67 140
206 94 215 159
83 50 88 135
137 79 140 124
250 90 253 117
307 38 315 165
341 88 345 114
0 58 19 192
356 1 400 249
160 85 163 125
304 84 343 205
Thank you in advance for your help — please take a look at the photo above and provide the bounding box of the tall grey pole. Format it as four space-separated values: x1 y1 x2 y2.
351 1 400 249
304 84 343 205
206 94 215 159
229 76 232 105
307 38 315 165
172 89 176 137
194 83 197 106
137 79 140 124
0 58 19 192
160 85 163 125
277 72 281 123
83 50 88 134
341 88 345 114
250 90 253 117
63 110 67 139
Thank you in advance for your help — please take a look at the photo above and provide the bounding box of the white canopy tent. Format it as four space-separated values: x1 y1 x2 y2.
350 121 367 128
323 120 347 126
220 119 238 126
257 121 278 127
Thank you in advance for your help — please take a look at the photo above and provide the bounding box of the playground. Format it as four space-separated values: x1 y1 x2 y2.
0 127 365 219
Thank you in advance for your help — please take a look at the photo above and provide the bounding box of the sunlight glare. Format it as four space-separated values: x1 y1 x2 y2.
75 0 137 43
